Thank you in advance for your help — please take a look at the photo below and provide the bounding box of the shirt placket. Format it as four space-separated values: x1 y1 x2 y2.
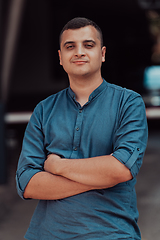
70 108 84 158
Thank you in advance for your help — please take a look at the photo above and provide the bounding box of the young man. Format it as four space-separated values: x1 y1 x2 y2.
16 17 148 239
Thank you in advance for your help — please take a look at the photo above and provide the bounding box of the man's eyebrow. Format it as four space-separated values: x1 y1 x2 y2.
83 40 96 45
63 41 75 47
63 40 96 47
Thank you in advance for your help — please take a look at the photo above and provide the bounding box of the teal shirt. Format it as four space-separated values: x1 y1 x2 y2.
16 79 148 239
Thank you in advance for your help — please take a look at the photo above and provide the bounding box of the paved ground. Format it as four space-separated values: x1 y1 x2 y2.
136 129 160 240
0 127 159 240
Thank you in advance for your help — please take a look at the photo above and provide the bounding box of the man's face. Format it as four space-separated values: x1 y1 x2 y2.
58 26 106 79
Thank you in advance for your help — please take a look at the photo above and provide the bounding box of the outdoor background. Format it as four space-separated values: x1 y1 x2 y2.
0 0 160 239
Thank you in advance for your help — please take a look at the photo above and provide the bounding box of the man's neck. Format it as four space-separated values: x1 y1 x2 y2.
69 74 103 107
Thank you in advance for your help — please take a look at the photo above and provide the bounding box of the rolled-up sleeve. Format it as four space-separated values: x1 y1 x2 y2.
112 92 148 178
16 103 46 199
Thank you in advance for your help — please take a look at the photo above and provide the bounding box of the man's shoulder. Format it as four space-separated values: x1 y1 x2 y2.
32 88 69 116
42 88 68 103
105 80 141 99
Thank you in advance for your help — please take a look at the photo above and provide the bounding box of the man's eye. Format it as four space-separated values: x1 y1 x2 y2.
85 44 94 48
66 45 74 49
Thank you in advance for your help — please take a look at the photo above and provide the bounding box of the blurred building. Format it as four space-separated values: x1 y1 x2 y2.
0 2 160 239
0 0 160 184
1 0 154 112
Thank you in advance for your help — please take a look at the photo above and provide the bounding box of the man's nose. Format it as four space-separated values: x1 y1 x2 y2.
75 45 85 57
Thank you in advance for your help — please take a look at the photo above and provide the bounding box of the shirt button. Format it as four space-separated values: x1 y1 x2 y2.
76 127 79 131
137 148 140 151
79 109 82 113
74 147 77 151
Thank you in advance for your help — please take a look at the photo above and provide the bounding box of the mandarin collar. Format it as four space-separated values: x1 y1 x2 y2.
68 79 107 101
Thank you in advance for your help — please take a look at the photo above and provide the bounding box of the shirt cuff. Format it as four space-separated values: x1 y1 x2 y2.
16 168 41 199
112 147 141 178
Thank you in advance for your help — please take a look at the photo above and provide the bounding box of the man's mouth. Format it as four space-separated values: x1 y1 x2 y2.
72 59 88 65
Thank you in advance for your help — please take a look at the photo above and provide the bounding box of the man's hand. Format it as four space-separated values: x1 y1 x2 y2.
44 153 132 189
44 154 63 175
24 155 102 200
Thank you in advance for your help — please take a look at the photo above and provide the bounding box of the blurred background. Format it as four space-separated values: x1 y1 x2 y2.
0 0 160 239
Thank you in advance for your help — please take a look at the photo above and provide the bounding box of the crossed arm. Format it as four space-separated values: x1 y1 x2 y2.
23 154 132 200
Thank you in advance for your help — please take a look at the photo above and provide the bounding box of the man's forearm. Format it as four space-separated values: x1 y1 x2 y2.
23 171 96 200
44 154 132 188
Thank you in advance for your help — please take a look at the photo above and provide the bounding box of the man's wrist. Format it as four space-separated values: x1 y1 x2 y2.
56 158 68 176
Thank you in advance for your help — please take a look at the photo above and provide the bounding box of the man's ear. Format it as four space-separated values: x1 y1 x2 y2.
58 50 62 65
101 46 106 62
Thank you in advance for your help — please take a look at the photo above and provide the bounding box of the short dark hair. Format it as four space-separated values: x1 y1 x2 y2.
59 17 103 47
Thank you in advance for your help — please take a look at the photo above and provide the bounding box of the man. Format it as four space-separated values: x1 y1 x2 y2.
16 17 148 239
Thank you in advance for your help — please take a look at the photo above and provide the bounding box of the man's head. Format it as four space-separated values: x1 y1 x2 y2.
59 17 104 48
58 17 106 80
